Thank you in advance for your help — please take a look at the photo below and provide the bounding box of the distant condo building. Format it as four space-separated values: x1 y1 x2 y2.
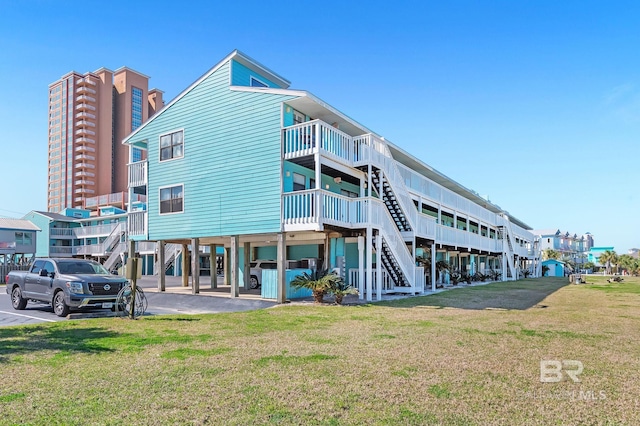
47 67 163 213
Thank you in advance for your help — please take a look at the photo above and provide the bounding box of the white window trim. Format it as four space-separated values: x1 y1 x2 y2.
158 128 185 163
250 76 269 88
158 183 185 215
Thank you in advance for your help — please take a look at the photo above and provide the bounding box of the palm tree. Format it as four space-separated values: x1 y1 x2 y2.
291 269 342 304
542 249 560 260
598 250 618 275
617 254 635 275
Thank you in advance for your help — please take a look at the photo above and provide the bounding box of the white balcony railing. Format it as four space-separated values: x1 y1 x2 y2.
435 224 499 253
74 223 120 237
128 211 147 237
49 246 73 254
283 120 357 164
128 161 147 187
50 228 75 237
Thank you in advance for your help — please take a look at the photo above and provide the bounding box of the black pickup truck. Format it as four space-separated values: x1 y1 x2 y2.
5 258 129 317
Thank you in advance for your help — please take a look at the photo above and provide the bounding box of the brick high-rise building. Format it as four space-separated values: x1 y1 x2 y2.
47 67 163 213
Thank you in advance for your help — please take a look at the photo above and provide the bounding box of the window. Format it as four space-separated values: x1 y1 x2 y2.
293 110 305 124
31 260 44 274
160 130 184 161
250 76 268 88
340 189 358 198
293 173 306 191
15 232 33 245
131 87 143 131
160 185 184 214
132 147 143 162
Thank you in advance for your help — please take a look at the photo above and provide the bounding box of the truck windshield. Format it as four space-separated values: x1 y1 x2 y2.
57 261 110 275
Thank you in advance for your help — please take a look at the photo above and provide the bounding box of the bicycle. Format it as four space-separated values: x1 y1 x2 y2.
115 281 148 319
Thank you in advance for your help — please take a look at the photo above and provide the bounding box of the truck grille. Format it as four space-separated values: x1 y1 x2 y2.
89 282 123 295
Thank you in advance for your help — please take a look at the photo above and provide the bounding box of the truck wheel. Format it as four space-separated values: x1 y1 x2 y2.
11 286 27 310
250 276 260 289
53 291 70 317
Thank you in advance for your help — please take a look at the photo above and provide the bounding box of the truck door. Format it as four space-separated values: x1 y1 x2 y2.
34 260 56 298
24 260 45 297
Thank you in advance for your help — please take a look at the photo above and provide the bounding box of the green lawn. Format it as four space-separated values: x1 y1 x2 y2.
1 276 639 425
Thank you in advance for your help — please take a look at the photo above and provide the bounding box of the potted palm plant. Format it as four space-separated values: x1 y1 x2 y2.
329 279 358 305
291 269 342 304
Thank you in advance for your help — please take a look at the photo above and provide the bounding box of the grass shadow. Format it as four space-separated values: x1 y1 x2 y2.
0 324 120 363
377 277 569 310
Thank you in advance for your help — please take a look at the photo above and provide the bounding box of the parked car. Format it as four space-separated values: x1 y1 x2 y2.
6 258 129 317
249 260 278 289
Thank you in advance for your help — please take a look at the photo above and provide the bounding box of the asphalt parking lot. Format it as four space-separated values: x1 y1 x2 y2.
0 284 278 326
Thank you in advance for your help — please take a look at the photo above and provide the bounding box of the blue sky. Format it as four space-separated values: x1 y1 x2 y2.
1 1 638 252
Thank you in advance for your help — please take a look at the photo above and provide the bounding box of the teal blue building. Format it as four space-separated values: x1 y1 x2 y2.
123 50 540 302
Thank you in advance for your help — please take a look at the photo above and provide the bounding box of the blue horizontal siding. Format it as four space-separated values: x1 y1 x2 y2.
231 60 282 88
128 61 296 241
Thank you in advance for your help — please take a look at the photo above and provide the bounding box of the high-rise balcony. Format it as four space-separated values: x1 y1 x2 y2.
75 162 95 169
75 154 95 162
76 137 96 145
76 95 96 103
76 120 96 128
75 103 96 112
75 145 95 153
75 111 96 120
76 86 96 95
75 179 95 186
75 171 95 178
75 128 96 136
75 187 95 195
76 77 97 86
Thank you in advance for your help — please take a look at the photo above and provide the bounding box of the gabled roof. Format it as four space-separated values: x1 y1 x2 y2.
123 50 290 145
27 210 76 222
0 218 40 231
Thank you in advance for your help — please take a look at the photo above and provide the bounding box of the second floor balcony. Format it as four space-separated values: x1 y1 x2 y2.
128 160 147 187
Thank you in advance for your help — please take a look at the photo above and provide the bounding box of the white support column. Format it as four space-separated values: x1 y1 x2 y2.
157 240 165 292
277 232 286 304
358 235 364 300
181 243 189 287
191 238 200 294
366 228 373 302
376 233 382 301
315 151 322 226
324 233 331 271
230 236 239 297
412 240 417 294
243 242 250 290
210 244 217 289
223 247 230 285
430 242 436 292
